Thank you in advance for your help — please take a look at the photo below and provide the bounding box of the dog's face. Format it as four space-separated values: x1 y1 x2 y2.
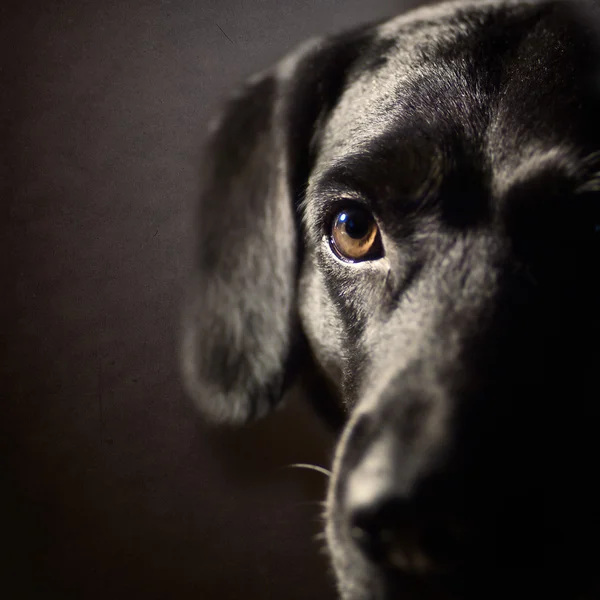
182 1 600 598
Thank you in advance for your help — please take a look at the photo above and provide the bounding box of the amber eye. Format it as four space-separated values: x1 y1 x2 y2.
330 206 381 261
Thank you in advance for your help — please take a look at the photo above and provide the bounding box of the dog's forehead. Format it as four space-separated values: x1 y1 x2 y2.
317 2 500 151
314 0 598 188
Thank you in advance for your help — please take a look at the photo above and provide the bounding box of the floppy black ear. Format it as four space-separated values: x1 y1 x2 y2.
181 29 374 424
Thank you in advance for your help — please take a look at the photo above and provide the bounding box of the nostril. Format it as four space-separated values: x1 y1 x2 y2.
349 499 464 573
350 501 429 571
350 500 414 563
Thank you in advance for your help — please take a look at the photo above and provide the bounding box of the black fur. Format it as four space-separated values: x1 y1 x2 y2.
182 1 600 598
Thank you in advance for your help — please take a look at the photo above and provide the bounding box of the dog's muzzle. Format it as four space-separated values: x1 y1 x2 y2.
329 370 571 583
340 417 468 576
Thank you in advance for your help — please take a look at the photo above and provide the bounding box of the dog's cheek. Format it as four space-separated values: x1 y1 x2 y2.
299 261 346 387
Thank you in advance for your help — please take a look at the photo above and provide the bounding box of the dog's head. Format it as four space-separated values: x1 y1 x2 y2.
182 1 600 598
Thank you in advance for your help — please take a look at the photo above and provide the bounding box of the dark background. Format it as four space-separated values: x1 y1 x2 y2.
2 1 421 598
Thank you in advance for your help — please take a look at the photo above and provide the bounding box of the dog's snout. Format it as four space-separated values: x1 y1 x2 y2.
348 496 464 574
343 427 465 574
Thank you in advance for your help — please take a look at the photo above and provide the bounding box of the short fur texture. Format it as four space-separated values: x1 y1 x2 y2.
182 1 600 598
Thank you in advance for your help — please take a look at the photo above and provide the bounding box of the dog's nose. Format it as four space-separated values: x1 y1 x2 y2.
348 497 463 573
344 428 464 574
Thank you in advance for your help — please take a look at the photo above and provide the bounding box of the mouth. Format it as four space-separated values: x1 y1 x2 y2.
329 511 600 600
336 561 598 600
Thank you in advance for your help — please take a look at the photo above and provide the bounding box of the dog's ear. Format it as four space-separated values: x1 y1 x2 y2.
181 28 374 424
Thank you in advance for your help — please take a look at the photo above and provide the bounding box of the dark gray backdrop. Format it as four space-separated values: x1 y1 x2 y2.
2 1 422 598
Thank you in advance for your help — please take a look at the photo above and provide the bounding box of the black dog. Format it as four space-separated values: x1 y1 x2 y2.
182 1 600 598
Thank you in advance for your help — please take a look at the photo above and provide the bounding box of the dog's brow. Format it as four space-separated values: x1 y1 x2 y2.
323 132 443 196
308 140 446 228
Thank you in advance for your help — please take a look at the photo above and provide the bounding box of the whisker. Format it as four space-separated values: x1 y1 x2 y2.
282 463 332 477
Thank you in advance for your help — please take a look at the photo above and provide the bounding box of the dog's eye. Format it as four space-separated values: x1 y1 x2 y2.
330 206 381 261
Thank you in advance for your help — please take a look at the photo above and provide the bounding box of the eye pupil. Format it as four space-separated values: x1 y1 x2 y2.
341 211 370 239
